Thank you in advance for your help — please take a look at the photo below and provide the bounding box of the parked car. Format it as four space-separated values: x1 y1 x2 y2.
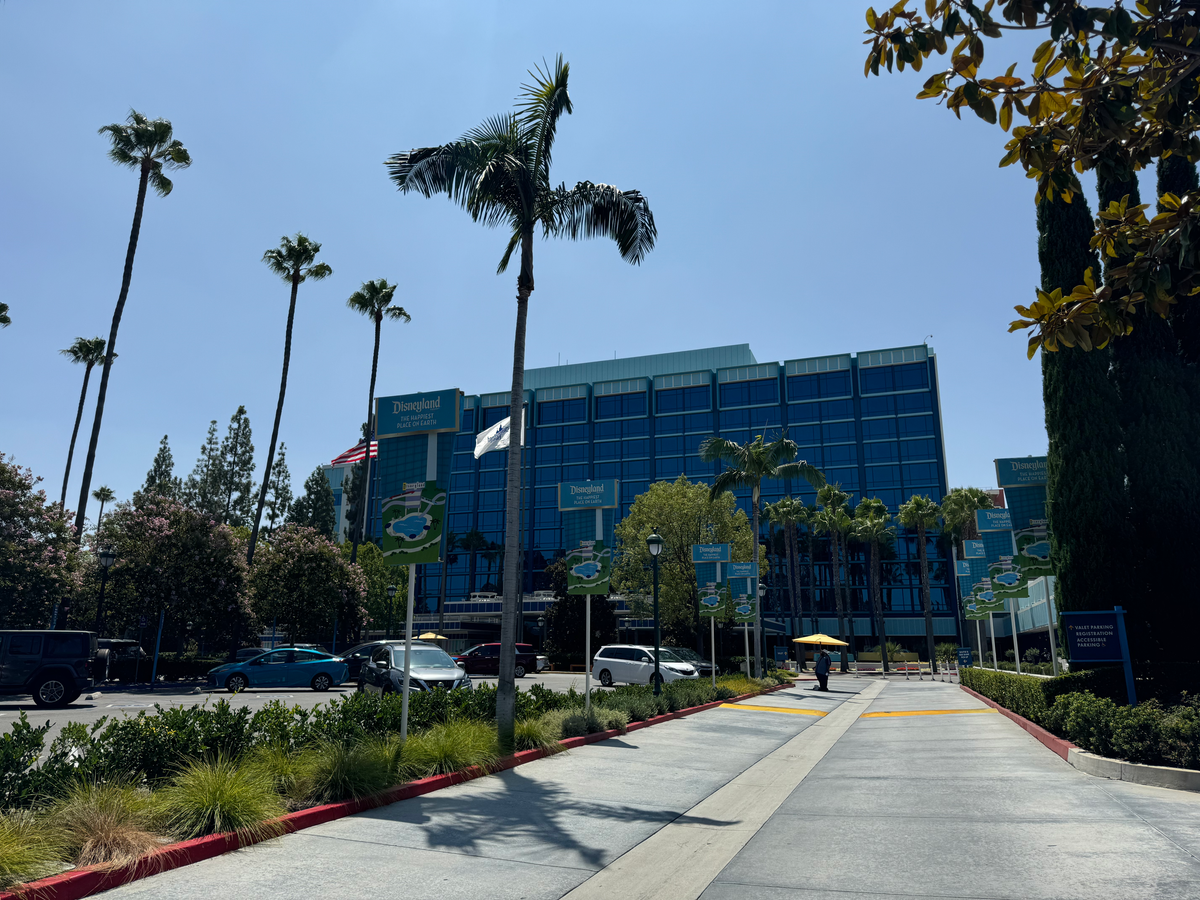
454 642 538 678
661 646 717 679
361 641 472 694
590 644 698 687
536 654 549 673
94 638 148 682
236 647 266 662
206 648 348 693
340 641 388 682
0 630 96 707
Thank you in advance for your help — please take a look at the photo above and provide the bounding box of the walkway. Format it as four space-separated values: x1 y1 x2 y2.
101 677 1200 900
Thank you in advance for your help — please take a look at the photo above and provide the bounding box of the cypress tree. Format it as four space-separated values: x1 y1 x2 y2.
289 466 337 538
217 405 257 527
1038 188 1129 620
142 435 181 499
183 421 224 517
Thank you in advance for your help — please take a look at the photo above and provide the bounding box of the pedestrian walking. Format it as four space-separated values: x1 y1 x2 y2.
813 648 831 692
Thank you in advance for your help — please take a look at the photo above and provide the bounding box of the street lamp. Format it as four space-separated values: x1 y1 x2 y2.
537 615 546 651
646 529 664 695
94 548 117 635
386 585 397 639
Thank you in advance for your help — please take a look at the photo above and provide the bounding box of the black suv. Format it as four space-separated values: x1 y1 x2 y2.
0 630 96 707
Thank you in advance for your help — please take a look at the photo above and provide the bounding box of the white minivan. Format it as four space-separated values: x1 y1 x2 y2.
590 644 699 687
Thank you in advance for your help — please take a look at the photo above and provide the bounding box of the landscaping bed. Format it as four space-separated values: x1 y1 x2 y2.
0 672 790 896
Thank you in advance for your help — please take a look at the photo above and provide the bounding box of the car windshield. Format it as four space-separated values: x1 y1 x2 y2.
395 648 458 669
664 647 702 662
657 649 690 663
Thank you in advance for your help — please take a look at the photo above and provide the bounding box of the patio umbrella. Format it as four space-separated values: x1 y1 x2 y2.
418 632 448 640
792 633 849 646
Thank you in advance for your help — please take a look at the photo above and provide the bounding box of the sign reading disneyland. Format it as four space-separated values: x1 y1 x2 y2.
558 479 619 510
375 389 462 438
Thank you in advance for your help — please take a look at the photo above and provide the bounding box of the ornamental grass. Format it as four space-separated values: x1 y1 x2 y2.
0 811 67 889
152 757 285 842
295 738 395 805
49 781 163 868
400 722 499 779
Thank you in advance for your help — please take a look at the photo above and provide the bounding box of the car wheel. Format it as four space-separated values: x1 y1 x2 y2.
598 669 613 687
514 664 526 678
310 673 332 692
225 673 248 694
32 676 70 708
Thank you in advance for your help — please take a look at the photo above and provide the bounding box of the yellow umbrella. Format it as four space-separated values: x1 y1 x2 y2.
792 633 849 646
418 632 448 640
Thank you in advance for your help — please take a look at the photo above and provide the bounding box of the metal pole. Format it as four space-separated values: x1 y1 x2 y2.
95 566 109 635
713 561 720 689
585 596 592 716
652 553 661 696
272 617 277 650
1011 599 1022 675
149 607 166 688
974 618 982 667
743 626 750 676
401 563 416 741
1045 577 1060 676
988 612 998 670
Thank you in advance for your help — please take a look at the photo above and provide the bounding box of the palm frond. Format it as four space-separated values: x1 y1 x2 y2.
61 336 107 365
517 55 572 184
384 305 411 322
496 228 522 275
148 165 173 197
305 262 333 282
387 142 484 208
771 461 826 491
711 467 756 498
548 182 656 264
699 437 747 467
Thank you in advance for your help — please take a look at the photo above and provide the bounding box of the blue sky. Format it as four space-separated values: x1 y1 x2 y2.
1 1 1079 523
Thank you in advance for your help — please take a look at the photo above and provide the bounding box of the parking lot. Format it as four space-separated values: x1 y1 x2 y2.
1 671 599 743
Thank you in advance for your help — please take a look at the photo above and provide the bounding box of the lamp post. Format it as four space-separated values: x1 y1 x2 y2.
386 585 397 639
537 615 546 651
94 548 116 635
646 529 664 696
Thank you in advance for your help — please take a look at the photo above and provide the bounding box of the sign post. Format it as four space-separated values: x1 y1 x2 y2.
1062 607 1137 706
693 545 731 685
729 562 758 676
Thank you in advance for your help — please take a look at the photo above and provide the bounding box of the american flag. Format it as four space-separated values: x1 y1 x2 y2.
330 441 377 467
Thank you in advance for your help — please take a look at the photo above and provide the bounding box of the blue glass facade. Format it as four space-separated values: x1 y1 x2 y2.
371 344 959 647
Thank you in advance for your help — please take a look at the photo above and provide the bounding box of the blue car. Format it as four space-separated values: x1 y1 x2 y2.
207 648 349 693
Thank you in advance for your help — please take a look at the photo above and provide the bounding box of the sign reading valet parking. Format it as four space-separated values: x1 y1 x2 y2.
375 389 461 438
558 479 619 511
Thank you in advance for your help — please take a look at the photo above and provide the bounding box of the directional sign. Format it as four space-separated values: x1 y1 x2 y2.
963 540 985 559
955 559 971 577
692 543 731 563
956 647 974 668
727 562 759 578
976 508 1013 532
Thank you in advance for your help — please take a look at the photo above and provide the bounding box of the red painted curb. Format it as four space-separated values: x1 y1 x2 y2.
959 684 1076 761
1 681 792 900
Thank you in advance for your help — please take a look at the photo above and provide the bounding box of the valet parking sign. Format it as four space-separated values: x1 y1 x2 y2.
1062 607 1138 706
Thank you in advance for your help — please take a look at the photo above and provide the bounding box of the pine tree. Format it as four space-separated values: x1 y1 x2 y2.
142 435 181 498
289 466 336 538
1039 186 1130 621
217 405 256 527
264 442 293 534
183 421 224 517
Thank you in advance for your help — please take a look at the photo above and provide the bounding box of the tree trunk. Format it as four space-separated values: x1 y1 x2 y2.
830 530 848 673
248 272 300 568
97 498 107 531
351 317 382 565
806 529 817 636
61 363 94 510
787 523 805 669
873 541 890 672
497 231 533 755
751 487 762 678
67 161 151 626
918 521 936 672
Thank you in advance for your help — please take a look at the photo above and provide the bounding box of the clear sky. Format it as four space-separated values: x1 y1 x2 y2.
1 1 1087 524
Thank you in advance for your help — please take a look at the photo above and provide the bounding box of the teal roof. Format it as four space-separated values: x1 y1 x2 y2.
523 345 757 390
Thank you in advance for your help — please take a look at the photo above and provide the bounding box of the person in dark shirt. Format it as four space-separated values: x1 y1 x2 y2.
813 649 831 691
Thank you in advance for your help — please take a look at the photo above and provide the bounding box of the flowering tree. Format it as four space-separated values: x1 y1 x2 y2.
251 526 366 644
0 455 81 628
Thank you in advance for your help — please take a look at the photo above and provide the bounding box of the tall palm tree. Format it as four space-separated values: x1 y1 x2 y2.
387 56 656 751
92 486 115 531
941 486 993 556
247 235 332 567
765 498 802 650
797 503 820 637
700 434 824 677
898 494 943 672
815 485 854 671
345 279 411 564
59 337 108 510
72 112 190 546
855 497 897 673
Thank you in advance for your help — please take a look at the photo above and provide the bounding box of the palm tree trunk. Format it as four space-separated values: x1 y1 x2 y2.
751 488 762 678
844 539 858 663
97 498 107 531
830 531 848 673
806 529 817 635
918 522 936 672
787 524 805 669
498 232 534 755
248 273 300 568
351 318 382 565
874 542 890 672
61 363 95 510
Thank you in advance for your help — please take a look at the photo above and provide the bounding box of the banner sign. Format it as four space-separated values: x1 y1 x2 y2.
995 457 1048 488
692 543 731 563
976 508 1013 532
698 582 726 617
732 596 756 623
955 560 971 577
382 481 447 565
376 389 461 438
727 562 759 578
963 540 985 559
558 479 620 511
566 540 612 594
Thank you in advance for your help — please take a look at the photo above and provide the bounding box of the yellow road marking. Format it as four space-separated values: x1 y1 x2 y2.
861 708 998 718
720 703 827 717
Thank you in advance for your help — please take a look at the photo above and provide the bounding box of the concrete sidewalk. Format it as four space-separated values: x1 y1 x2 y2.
100 678 1200 900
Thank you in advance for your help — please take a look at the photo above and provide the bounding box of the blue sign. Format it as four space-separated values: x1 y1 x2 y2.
692 543 731 563
728 562 759 578
774 646 787 663
995 457 1047 488
963 540 985 559
558 479 620 510
1062 608 1137 706
976 508 1013 532
138 615 148 628
376 389 461 438
955 559 971 577
956 647 973 668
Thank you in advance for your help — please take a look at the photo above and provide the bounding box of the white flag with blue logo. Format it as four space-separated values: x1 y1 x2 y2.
473 410 525 459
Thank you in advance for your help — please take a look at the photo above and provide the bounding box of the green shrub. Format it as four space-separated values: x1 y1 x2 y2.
295 739 394 805
960 668 1053 722
0 811 68 889
245 745 304 800
514 718 564 754
49 782 162 868
0 714 51 808
400 722 499 779
538 706 628 739
153 757 285 841
1160 703 1200 769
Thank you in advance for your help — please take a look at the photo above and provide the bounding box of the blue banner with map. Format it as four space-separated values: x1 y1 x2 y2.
381 481 447 565
566 540 612 594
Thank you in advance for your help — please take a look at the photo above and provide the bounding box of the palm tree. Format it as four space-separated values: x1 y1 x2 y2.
345 279 411 564
765 498 802 653
815 485 854 671
797 503 820 636
247 235 332 567
92 486 115 531
59 337 108 510
941 487 993 556
855 497 897 673
387 56 656 751
72 112 190 546
898 494 943 672
700 434 824 677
